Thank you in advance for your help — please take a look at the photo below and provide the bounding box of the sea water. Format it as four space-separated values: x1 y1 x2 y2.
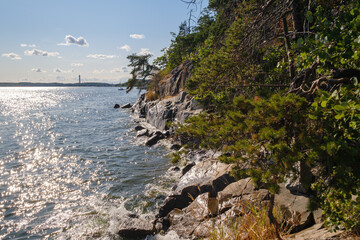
0 87 174 240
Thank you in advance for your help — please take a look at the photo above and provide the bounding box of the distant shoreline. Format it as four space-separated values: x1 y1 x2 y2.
0 82 118 87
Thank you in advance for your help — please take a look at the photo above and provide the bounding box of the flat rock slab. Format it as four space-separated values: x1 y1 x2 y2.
121 103 132 108
288 224 344 240
117 216 155 238
174 160 234 194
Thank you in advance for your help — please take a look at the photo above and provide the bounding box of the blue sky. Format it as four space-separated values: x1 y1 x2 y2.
0 0 208 84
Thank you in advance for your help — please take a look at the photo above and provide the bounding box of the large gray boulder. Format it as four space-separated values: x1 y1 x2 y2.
116 215 155 238
162 177 321 239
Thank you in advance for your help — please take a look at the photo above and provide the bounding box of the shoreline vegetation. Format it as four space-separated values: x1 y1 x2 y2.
123 0 360 239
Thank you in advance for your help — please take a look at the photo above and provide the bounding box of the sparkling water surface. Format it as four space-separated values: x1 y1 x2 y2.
0 87 172 240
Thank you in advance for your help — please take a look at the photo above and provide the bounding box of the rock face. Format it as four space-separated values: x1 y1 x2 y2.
132 91 202 131
126 60 338 239
158 61 193 98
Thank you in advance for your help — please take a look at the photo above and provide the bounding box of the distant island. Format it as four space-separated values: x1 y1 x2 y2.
0 82 118 87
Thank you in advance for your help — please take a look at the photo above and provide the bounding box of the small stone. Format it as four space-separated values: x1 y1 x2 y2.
136 129 148 137
135 125 145 131
181 162 195 176
145 134 165 147
169 166 180 172
170 144 181 151
121 103 132 108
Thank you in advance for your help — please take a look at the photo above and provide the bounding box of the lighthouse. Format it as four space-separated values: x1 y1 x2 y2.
79 75 81 84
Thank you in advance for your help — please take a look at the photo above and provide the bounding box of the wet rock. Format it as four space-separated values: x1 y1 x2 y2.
114 104 120 109
136 129 148 137
145 133 165 147
135 125 145 131
170 144 181 151
181 162 195 176
121 103 132 108
117 216 155 238
169 166 180 172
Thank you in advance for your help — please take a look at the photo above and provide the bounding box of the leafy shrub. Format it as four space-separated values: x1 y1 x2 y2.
309 81 360 231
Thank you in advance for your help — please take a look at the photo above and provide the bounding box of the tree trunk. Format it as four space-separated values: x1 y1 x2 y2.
268 193 283 240
282 16 295 79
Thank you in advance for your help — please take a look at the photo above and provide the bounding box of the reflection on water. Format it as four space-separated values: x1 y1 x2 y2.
0 87 172 239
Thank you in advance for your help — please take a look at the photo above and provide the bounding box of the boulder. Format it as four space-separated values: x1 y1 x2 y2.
288 223 344 240
157 160 234 218
121 103 132 108
135 125 145 131
136 129 149 137
181 162 195 176
275 184 315 233
145 133 165 147
114 104 120 109
117 216 155 238
218 178 315 234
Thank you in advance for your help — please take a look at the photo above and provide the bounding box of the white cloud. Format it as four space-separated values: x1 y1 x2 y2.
31 68 46 73
130 34 145 39
71 63 84 67
20 43 36 48
2 52 22 60
111 67 128 73
58 35 89 47
93 69 105 74
24 49 59 57
139 48 153 55
118 44 131 52
54 68 73 73
87 54 116 59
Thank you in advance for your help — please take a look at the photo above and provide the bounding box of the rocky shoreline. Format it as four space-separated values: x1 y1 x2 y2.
111 90 351 240
113 62 350 239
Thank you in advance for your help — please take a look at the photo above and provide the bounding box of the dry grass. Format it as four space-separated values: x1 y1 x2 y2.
207 202 290 240
145 90 160 101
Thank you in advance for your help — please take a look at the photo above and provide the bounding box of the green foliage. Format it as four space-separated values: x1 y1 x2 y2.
177 85 360 231
186 0 291 110
309 81 360 231
168 0 360 232
157 12 215 70
297 0 360 75
177 93 310 193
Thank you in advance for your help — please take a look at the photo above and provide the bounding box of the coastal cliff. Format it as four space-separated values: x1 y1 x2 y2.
118 64 347 240
117 1 360 238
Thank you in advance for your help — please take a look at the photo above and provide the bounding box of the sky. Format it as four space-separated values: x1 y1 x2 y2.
0 0 208 84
